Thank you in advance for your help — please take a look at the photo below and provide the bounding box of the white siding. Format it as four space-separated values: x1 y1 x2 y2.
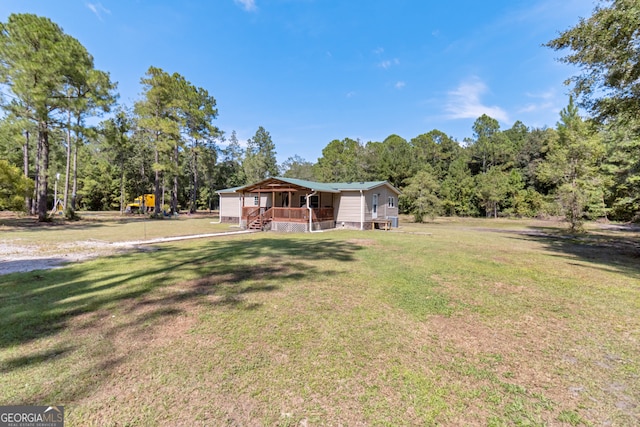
379 186 399 218
336 191 363 223
336 186 400 223
242 192 270 208
363 189 374 221
219 193 241 219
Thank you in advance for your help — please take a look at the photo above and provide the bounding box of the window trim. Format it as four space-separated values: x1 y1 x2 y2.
300 195 319 208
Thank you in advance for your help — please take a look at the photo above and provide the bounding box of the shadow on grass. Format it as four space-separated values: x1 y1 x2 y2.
0 236 361 378
0 215 156 232
0 235 363 404
511 227 640 280
0 345 76 373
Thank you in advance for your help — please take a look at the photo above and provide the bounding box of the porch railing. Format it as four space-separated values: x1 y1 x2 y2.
245 207 261 227
243 207 334 223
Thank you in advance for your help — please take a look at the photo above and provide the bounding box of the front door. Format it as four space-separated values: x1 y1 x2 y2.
372 194 378 219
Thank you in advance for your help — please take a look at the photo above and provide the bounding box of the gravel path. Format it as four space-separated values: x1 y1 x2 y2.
0 230 254 275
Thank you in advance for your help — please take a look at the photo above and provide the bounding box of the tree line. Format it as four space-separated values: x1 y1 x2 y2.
1 2 639 230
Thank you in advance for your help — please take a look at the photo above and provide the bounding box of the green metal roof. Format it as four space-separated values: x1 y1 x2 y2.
274 177 340 193
216 185 245 194
216 177 400 194
331 181 389 191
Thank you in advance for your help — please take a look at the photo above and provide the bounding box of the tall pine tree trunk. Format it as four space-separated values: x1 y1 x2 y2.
153 146 161 215
119 159 125 214
63 110 72 210
36 121 49 222
71 116 83 211
71 142 78 210
171 143 178 214
32 130 40 216
191 145 198 213
23 130 31 212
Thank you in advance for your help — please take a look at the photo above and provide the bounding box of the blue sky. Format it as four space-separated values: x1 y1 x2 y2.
1 0 595 164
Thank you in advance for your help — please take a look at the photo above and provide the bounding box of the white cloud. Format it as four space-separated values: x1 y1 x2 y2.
395 81 406 89
234 0 257 12
373 47 384 55
518 102 554 114
525 89 556 100
445 77 509 122
346 91 356 98
86 2 111 20
518 104 539 113
517 88 561 114
378 58 399 69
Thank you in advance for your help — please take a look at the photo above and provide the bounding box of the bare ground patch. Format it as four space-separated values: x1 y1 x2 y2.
0 240 125 274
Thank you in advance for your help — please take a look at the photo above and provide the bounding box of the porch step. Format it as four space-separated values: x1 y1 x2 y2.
248 218 272 230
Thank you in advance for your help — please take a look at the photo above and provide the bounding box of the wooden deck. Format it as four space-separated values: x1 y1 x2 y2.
371 219 392 230
243 207 334 230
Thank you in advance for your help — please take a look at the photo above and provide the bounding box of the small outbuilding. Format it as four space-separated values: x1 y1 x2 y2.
217 177 400 232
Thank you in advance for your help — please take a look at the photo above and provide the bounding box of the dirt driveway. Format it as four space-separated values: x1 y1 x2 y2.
0 240 128 275
0 231 253 276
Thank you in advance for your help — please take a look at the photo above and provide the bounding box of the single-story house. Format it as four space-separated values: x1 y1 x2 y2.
217 177 401 232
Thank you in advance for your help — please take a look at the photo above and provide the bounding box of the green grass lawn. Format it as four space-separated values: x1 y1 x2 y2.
0 211 230 244
1 218 638 425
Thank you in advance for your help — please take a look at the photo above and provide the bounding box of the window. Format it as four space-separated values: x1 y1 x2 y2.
253 196 259 206
388 196 395 208
299 195 319 208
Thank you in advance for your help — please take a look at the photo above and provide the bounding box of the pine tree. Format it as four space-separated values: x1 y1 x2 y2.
537 98 605 231
243 126 278 183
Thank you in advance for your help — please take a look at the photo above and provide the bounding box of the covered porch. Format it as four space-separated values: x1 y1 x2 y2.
240 178 338 232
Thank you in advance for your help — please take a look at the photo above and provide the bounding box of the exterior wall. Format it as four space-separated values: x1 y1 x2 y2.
364 188 399 223
219 192 273 223
292 191 307 207
335 187 400 225
376 186 400 219
334 186 400 228
336 221 364 230
238 193 271 211
288 191 335 208
227 192 271 209
219 193 241 223
363 189 373 222
247 193 271 208
335 191 364 225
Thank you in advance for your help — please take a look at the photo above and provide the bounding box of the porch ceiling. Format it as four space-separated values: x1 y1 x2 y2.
242 178 311 193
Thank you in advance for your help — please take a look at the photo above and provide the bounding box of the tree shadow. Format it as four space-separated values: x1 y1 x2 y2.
0 215 154 233
0 345 75 373
0 235 363 403
508 226 640 280
0 258 79 275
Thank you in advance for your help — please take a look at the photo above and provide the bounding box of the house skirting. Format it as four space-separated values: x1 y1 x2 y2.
271 220 335 233
336 221 364 230
221 216 239 223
